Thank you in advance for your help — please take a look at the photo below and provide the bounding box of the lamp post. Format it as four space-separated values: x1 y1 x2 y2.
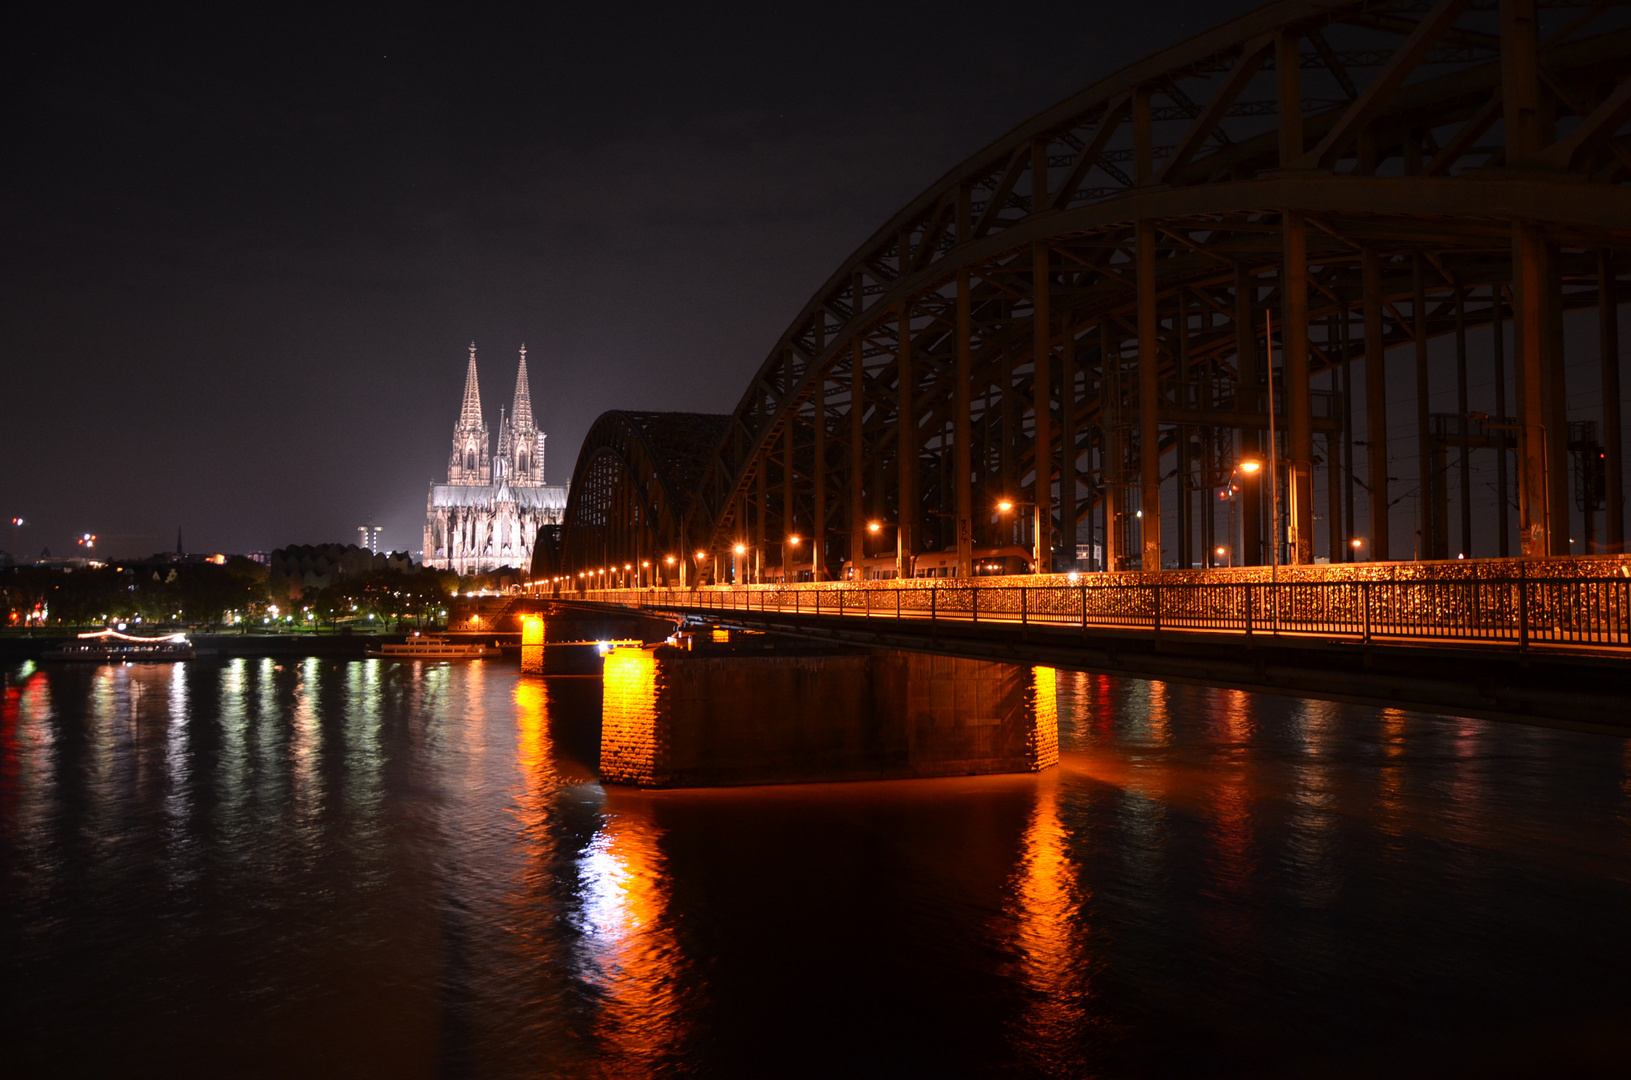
996 498 1047 573
862 521 902 578
1218 459 1261 568
786 534 801 582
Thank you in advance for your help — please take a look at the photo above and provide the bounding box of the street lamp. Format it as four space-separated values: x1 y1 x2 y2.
1218 459 1265 569
995 498 1048 573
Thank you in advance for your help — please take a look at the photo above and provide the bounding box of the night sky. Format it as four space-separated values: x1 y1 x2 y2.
3 1 1261 560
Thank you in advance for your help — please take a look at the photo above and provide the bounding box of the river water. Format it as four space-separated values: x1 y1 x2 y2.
3 655 1631 1079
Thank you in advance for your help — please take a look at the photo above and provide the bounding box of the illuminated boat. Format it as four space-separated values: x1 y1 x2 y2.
43 628 196 661
366 633 498 659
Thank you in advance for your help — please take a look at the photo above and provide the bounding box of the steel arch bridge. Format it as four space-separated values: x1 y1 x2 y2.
555 0 1631 587
550 411 731 582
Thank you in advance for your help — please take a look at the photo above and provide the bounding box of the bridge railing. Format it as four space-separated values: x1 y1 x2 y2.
571 572 1631 651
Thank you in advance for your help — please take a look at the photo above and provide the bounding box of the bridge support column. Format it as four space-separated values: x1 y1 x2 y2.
1137 219 1162 571
1363 250 1389 561
1513 221 1568 556
814 375 826 580
783 422 794 576
1414 255 1437 560
898 303 916 578
851 340 866 572
1033 241 1054 574
1061 321 1079 571
956 269 974 578
1283 210 1314 565
1102 319 1124 570
1602 251 1623 553
1236 264 1264 564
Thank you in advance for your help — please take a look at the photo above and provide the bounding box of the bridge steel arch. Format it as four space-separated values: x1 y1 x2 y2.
566 0 1631 583
557 411 729 585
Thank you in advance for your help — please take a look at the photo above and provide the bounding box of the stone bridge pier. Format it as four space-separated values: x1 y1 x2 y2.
599 636 1059 789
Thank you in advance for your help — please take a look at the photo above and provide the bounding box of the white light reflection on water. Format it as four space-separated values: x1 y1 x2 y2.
343 659 386 872
163 662 197 889
573 797 687 1075
1285 698 1342 909
289 656 324 843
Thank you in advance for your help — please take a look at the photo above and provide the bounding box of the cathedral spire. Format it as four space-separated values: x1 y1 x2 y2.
511 344 535 430
460 342 484 428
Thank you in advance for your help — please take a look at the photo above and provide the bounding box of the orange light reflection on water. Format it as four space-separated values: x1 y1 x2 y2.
1007 775 1092 1074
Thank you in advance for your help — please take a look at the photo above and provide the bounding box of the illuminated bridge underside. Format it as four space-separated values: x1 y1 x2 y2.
562 0 1631 582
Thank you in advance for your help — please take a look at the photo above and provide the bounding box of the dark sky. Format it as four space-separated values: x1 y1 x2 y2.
2 1 1262 560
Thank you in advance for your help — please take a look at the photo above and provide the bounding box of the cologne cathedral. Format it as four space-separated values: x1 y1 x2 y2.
423 344 568 575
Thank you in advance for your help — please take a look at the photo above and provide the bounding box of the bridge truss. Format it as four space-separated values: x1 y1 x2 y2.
558 0 1631 584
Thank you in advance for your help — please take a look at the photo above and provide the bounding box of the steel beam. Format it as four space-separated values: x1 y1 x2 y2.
956 270 974 577
1138 219 1162 570
1602 251 1624 552
1363 249 1389 562
1033 241 1054 572
1283 210 1315 564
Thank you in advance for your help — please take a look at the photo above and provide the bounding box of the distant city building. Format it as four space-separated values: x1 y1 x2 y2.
358 525 385 553
424 344 567 575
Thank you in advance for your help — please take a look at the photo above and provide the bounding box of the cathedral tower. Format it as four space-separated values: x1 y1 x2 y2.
447 343 491 485
501 344 546 484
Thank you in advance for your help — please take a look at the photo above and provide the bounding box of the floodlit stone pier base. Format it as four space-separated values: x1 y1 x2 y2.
600 642 1058 788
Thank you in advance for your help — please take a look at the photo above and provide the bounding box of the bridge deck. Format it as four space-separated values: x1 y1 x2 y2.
567 573 1631 655
539 574 1631 732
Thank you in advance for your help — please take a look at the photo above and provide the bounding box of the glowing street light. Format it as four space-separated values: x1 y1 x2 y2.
734 543 747 555
787 535 801 546
867 521 882 534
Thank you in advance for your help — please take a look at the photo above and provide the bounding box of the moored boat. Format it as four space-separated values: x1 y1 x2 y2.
366 633 498 659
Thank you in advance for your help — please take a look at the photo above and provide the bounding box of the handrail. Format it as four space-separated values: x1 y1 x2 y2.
559 571 1631 652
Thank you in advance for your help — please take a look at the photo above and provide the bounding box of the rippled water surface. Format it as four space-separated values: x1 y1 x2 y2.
4 656 1631 1078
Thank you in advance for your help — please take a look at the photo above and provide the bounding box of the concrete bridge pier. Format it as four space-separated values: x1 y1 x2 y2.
600 641 1059 789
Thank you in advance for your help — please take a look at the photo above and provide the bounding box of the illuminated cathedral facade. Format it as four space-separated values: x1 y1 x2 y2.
424 344 568 575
